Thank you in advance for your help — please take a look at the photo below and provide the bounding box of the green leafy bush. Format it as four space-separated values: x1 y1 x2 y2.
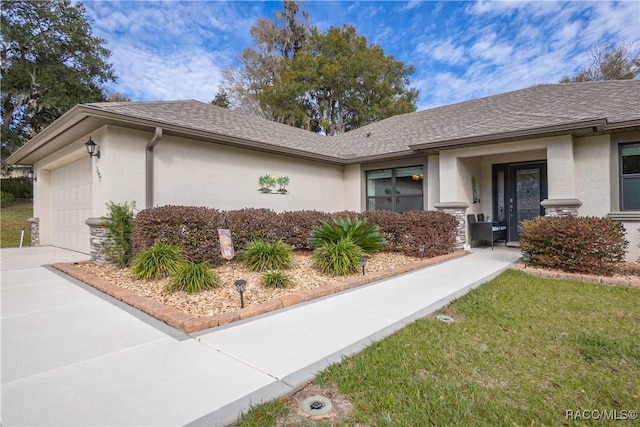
1 191 15 205
262 270 290 288
520 216 628 276
0 177 32 198
309 217 384 254
313 237 363 276
241 239 293 271
165 262 220 294
132 242 185 280
103 201 136 268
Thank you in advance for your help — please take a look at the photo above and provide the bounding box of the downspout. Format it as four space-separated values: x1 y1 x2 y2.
146 127 163 209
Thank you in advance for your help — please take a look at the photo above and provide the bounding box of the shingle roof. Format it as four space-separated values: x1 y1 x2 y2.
11 80 640 166
339 80 640 157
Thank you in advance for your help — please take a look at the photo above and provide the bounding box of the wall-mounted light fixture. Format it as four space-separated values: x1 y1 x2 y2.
25 169 37 181
85 136 100 159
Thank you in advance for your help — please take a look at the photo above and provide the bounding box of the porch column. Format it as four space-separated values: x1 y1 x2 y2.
543 136 582 216
86 217 112 265
434 202 469 250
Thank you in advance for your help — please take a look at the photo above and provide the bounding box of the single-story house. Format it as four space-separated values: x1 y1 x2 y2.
7 80 640 262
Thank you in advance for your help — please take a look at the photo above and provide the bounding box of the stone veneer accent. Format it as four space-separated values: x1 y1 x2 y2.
85 217 112 265
434 202 469 250
27 217 39 247
541 198 582 217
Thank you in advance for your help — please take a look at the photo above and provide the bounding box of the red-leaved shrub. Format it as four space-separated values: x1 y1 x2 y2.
520 216 628 276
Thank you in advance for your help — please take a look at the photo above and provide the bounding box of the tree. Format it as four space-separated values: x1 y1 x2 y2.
260 25 418 134
219 0 312 116
211 90 231 109
561 41 640 83
222 2 418 135
106 93 131 103
1 0 115 165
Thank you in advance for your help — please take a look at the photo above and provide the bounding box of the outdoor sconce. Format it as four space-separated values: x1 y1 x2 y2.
359 256 367 275
85 136 100 159
418 244 425 259
25 169 36 181
234 279 247 308
522 253 531 268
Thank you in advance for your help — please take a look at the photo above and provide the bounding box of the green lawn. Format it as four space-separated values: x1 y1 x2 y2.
1 199 33 248
236 270 640 426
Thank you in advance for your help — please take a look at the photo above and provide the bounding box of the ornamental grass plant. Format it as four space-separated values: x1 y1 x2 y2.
165 262 221 294
241 239 294 271
132 242 184 280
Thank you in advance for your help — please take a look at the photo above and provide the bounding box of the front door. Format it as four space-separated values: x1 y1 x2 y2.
493 162 547 242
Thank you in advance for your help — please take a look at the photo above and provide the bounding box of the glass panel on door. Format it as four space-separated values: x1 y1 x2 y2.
515 168 541 233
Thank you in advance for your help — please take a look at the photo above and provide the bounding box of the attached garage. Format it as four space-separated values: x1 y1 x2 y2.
50 158 92 254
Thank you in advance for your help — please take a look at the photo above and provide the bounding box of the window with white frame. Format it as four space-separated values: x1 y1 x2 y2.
620 142 640 211
366 166 424 212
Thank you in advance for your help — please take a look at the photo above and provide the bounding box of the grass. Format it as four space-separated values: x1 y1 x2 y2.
235 270 640 426
1 199 33 248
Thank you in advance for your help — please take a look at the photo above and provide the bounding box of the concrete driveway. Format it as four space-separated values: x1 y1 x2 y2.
1 247 276 426
1 246 520 426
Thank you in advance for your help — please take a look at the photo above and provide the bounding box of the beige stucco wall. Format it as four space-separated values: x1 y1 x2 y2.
151 134 348 212
573 135 611 216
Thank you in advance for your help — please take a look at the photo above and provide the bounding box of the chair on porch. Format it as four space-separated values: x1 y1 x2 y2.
467 214 507 250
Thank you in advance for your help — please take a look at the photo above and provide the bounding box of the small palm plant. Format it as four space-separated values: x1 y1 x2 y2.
131 242 184 280
309 217 385 254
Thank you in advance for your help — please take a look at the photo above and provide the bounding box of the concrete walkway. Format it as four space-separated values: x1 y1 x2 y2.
1 246 520 427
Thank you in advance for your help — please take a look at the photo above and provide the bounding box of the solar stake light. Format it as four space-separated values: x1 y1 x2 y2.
418 244 425 259
522 253 531 268
359 256 367 275
234 279 247 308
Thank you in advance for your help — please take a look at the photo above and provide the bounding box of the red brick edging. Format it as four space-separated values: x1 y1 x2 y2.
52 251 468 334
511 263 640 287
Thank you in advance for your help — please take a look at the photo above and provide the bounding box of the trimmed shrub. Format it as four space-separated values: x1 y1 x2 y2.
309 217 385 254
241 239 294 271
262 270 290 288
1 191 15 205
103 201 135 268
399 210 458 257
132 206 224 264
132 242 184 280
520 216 628 276
0 177 32 198
279 210 331 249
359 210 407 251
313 237 364 276
225 208 280 249
165 262 221 294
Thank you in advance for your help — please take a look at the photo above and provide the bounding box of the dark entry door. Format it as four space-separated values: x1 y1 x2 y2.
493 162 547 242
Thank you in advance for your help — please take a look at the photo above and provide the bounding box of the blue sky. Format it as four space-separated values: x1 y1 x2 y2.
83 1 640 111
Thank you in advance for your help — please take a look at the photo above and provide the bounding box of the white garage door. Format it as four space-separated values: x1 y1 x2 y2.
51 158 92 253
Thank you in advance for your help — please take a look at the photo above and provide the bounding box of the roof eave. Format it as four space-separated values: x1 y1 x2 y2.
408 118 610 154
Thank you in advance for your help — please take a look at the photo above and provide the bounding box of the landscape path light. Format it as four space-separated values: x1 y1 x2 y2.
234 279 247 308
359 256 367 275
418 244 425 259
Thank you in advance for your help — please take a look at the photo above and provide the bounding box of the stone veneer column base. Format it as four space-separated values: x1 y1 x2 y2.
85 217 112 265
541 198 582 217
27 217 39 247
434 202 470 250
